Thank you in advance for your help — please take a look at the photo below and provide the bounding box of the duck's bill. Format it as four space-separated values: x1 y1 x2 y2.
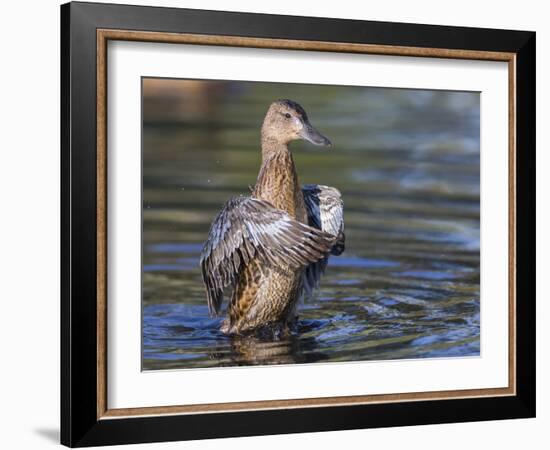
301 122 332 147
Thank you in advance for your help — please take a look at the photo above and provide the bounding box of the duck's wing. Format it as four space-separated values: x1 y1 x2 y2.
302 185 345 295
200 196 337 316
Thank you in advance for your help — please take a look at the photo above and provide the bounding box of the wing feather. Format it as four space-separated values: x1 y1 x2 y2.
302 185 345 295
200 196 336 316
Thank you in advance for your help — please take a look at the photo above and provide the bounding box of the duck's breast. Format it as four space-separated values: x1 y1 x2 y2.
253 152 307 222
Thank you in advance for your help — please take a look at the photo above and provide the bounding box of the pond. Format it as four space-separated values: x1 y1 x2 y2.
142 79 480 370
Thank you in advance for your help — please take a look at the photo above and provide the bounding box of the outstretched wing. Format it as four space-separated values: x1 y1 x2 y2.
200 196 337 316
302 184 345 294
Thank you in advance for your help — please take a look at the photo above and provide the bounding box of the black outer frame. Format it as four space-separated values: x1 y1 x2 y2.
60 1 536 447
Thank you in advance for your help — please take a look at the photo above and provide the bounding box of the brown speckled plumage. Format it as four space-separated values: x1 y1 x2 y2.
200 100 345 335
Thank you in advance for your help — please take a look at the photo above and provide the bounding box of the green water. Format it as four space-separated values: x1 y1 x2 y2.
142 80 480 370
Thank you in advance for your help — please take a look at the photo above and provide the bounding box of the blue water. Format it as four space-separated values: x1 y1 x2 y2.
141 80 480 369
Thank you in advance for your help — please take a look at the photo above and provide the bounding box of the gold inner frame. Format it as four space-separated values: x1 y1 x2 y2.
96 29 517 420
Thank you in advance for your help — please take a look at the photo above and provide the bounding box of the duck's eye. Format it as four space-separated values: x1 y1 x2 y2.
284 113 291 119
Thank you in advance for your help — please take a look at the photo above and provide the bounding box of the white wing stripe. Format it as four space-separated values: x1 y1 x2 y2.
302 184 345 295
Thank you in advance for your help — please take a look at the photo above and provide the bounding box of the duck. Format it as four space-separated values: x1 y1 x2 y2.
200 99 345 336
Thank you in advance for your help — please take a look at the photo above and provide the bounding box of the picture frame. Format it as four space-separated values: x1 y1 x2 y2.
60 1 535 447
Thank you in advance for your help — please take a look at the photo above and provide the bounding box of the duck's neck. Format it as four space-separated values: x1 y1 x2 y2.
252 139 306 221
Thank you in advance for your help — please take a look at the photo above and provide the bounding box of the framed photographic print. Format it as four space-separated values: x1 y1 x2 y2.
60 1 536 447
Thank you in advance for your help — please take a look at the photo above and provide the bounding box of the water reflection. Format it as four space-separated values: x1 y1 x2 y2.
142 79 480 370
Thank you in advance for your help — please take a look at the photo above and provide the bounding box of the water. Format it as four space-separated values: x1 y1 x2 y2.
142 79 480 370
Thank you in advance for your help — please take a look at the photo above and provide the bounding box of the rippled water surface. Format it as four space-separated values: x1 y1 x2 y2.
142 79 480 370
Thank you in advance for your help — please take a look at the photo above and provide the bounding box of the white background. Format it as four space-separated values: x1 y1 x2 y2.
0 0 546 449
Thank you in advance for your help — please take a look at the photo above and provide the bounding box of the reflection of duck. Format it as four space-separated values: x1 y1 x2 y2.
200 100 345 335
228 333 327 366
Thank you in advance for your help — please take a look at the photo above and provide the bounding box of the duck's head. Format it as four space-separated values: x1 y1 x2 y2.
261 99 332 147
